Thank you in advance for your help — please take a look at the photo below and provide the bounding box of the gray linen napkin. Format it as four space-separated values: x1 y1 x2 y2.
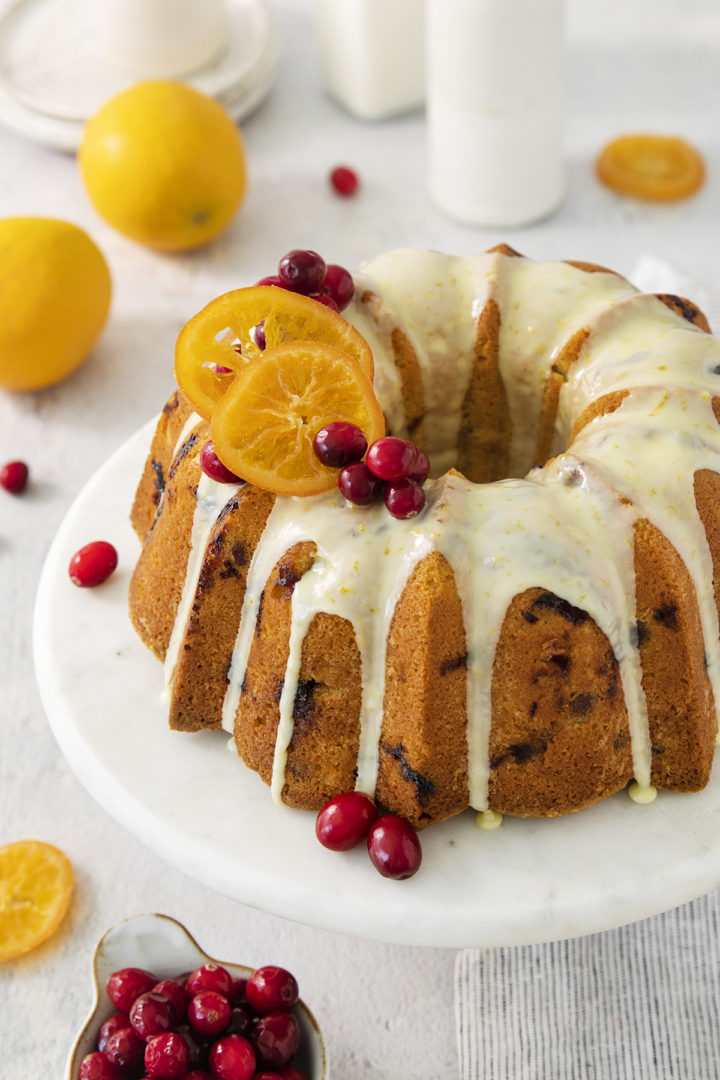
455 889 720 1080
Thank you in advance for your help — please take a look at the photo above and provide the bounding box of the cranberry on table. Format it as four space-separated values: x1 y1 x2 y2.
188 989 232 1036
153 979 189 1022
253 1011 301 1068
107 967 158 1012
69 540 119 588
78 1051 120 1079
384 478 426 520
200 441 243 484
144 1031 190 1077
130 991 176 1040
0 459 29 494
323 264 354 310
186 962 234 998
97 1012 130 1052
104 1026 145 1071
313 421 367 468
278 250 327 294
316 791 378 851
329 165 360 197
367 814 423 879
246 966 299 1014
338 461 384 506
209 1034 256 1080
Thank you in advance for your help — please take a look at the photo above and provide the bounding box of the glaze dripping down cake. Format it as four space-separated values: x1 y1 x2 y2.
129 245 720 829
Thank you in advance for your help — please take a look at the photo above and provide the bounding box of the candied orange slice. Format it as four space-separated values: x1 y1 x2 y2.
0 840 74 961
596 134 705 201
210 340 385 496
175 285 374 420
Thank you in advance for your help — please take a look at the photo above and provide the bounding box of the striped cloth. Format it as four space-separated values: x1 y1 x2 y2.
455 890 720 1080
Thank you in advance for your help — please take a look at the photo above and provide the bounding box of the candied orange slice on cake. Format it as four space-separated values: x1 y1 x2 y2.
0 840 74 961
210 340 385 496
175 285 374 420
596 134 705 201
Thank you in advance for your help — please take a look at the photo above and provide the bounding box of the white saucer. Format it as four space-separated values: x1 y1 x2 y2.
33 420 720 948
0 0 278 150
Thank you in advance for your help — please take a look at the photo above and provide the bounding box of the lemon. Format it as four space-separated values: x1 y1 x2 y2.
79 80 248 252
0 217 111 392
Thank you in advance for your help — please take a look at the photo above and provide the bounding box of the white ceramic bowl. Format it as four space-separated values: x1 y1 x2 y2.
66 912 327 1079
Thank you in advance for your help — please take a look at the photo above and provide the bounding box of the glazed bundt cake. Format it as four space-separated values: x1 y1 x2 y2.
129 245 720 829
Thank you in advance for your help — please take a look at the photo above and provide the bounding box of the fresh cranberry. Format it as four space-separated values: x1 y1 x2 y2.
384 478 426 519
366 437 418 481
69 540 118 587
188 990 231 1036
225 1004 254 1037
254 1073 285 1080
323 264 354 310
316 791 378 851
107 968 158 1012
230 978 248 1005
144 1031 190 1077
367 814 422 879
200 441 243 484
278 1068 309 1080
330 165 359 197
209 1034 255 1080
253 1011 300 1068
174 1023 211 1068
97 1012 130 1052
338 461 384 506
104 1026 145 1071
251 321 267 349
153 979 189 1021
0 460 29 494
214 363 234 373
278 250 326 294
246 967 298 1014
183 1073 213 1080
78 1051 119 1079
130 991 176 1040
307 291 339 311
255 275 284 288
313 422 367 468
186 963 234 998
408 447 430 484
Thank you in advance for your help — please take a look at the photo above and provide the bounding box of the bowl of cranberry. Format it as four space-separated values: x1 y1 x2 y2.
67 912 327 1080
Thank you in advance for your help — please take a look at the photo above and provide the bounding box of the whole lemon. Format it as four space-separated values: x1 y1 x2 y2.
0 217 111 392
79 80 247 252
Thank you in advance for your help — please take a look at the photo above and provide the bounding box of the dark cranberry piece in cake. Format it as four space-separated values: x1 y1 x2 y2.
407 447 430 485
200 441 243 484
367 814 422 879
277 250 327 294
104 1026 145 1071
69 540 118 588
144 1031 190 1077
130 991 176 1040
253 1011 300 1068
246 967 299 1014
384 478 426 519
107 968 158 1012
208 1034 256 1080
97 1012 131 1052
338 461 384 506
153 979 190 1022
323 264 354 310
329 165 360 197
188 989 231 1036
0 459 29 494
366 437 418 481
186 962 234 998
315 791 378 851
313 421 367 468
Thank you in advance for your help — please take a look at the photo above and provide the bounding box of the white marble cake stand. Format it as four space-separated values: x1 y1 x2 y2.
33 420 720 948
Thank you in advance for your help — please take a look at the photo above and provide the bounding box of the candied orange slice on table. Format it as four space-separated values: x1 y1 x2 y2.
596 134 705 201
175 285 374 420
0 840 74 961
211 340 385 496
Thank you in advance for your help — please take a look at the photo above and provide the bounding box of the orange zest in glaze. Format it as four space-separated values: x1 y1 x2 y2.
210 341 385 496
0 840 74 961
175 285 374 420
596 134 705 202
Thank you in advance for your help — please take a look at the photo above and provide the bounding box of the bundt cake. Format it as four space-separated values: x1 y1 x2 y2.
129 244 720 829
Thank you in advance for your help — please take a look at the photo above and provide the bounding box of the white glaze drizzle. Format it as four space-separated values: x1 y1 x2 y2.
165 250 720 811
